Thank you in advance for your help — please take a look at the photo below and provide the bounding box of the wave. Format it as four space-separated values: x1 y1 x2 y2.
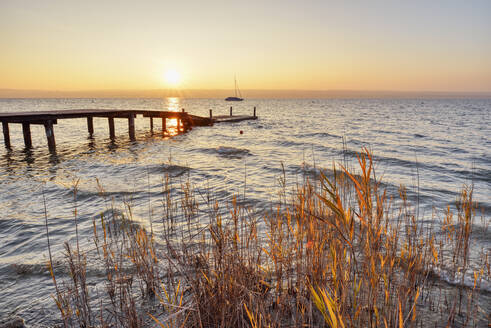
215 146 252 158
146 163 191 177
287 163 334 179
341 150 413 168
443 167 491 184
198 146 252 159
470 153 491 164
434 145 469 154
5 262 51 276
300 132 341 139
275 139 307 148
429 266 491 293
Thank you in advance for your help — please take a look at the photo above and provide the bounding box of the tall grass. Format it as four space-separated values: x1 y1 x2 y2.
46 148 490 327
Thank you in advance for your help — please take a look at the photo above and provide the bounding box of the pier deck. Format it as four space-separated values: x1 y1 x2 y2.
212 115 258 123
0 107 257 151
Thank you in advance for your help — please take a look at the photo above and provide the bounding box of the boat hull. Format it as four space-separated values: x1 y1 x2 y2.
225 97 243 101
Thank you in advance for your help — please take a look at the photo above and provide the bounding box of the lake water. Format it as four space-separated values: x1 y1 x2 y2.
0 98 490 325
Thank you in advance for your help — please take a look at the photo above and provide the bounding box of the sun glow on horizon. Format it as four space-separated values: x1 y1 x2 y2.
164 70 181 86
1 2 490 94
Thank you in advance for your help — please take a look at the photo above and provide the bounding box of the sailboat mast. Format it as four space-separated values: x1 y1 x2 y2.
234 76 238 97
235 76 242 98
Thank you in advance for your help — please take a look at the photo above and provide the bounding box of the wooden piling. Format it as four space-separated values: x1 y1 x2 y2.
128 114 135 140
150 117 153 132
162 117 166 131
44 120 56 151
182 119 190 132
2 122 10 149
182 108 185 113
177 118 181 132
108 117 115 139
87 117 94 136
209 109 213 119
22 123 32 149
230 106 233 116
254 106 256 118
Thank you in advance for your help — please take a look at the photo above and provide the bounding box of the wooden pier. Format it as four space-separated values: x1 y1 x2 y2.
0 107 257 151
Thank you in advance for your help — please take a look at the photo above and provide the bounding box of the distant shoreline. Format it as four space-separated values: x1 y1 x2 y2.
1 89 491 99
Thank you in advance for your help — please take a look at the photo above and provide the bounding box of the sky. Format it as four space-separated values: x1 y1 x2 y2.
1 0 491 96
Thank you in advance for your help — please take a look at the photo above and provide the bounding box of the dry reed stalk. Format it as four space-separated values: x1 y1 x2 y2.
48 149 489 327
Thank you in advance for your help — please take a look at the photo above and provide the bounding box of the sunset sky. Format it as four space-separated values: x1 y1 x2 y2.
1 0 490 96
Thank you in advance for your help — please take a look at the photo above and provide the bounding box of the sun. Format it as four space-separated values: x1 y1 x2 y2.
164 69 181 86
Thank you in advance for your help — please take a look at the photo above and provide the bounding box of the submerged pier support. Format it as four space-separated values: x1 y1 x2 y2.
128 114 135 140
44 120 56 152
87 117 94 137
22 123 32 149
108 117 115 139
2 122 10 149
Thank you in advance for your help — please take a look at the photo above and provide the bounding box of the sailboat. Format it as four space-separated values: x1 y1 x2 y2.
225 76 243 101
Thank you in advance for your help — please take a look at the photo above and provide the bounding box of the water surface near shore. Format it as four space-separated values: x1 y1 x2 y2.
0 98 489 324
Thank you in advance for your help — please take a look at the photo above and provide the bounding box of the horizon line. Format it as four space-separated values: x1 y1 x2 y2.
1 88 491 99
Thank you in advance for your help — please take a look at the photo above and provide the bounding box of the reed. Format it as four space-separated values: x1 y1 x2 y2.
47 148 490 327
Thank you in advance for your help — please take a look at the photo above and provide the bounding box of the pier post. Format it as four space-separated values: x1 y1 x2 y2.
22 123 32 149
209 109 213 119
150 117 153 133
87 117 94 137
254 106 256 118
162 117 166 131
2 122 11 149
177 118 181 132
230 106 233 116
128 114 135 140
44 120 56 152
182 108 185 113
108 117 115 139
182 118 190 132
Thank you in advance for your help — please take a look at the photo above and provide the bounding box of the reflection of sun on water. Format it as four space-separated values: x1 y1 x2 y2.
166 97 180 112
168 118 178 127
165 118 181 136
166 99 179 134
157 97 182 136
